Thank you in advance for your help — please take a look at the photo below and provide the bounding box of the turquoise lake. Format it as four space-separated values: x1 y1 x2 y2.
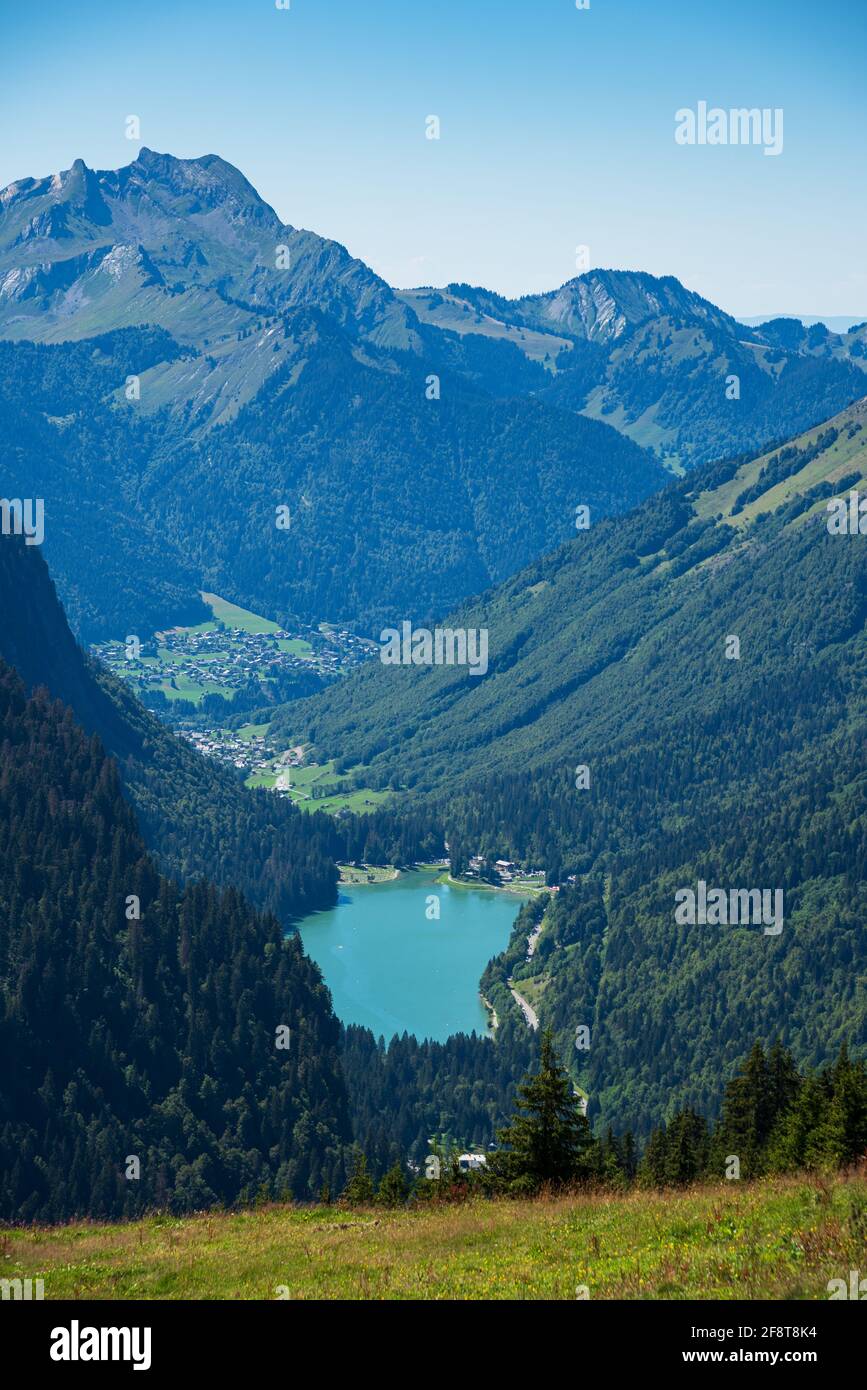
296 871 521 1042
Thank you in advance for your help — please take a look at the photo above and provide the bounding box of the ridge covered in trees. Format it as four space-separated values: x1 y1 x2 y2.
0 661 350 1222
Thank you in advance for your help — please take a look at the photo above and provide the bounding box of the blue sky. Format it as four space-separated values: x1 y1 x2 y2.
2 0 865 317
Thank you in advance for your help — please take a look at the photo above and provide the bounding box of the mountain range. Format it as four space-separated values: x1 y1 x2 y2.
2 150 866 641
405 277 867 467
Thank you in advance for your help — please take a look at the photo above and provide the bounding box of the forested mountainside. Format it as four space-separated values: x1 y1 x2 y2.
404 273 867 468
0 660 350 1221
277 397 867 795
0 330 209 640
0 535 339 919
274 400 867 1135
141 311 664 634
0 320 661 645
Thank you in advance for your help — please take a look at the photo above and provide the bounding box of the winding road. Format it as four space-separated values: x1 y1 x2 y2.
510 986 539 1031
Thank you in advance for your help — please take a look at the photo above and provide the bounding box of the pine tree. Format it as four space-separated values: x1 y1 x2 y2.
817 1045 867 1167
621 1130 638 1180
767 1041 801 1120
767 1073 826 1172
664 1108 709 1184
638 1126 669 1186
493 1029 592 1191
377 1160 409 1207
341 1149 375 1206
713 1042 770 1177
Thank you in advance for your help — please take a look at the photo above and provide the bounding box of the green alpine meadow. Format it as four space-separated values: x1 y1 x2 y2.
5 1172 866 1301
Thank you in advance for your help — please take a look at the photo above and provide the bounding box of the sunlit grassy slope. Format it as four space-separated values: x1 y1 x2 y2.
693 396 867 526
5 1174 865 1301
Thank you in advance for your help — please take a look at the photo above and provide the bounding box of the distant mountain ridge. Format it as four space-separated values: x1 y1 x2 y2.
0 150 669 640
0 148 418 348
2 150 864 446
739 314 867 335
0 148 419 425
1 148 864 639
434 269 735 344
403 272 867 468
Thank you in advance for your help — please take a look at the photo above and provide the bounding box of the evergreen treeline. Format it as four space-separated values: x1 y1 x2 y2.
640 1042 867 1186
0 661 350 1223
340 1036 867 1207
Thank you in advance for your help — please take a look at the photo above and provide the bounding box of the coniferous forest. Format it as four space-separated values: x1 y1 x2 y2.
0 660 350 1220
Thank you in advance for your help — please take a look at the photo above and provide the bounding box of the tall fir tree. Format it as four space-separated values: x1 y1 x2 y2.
494 1029 593 1191
341 1148 376 1205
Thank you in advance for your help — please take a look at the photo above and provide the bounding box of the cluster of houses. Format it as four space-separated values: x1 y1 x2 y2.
93 620 377 711
176 730 310 792
463 856 544 886
314 625 379 674
92 626 303 702
178 726 275 776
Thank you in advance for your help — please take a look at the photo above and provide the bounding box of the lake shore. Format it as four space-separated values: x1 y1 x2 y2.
337 864 400 885
443 872 548 898
338 863 548 898
480 992 499 1032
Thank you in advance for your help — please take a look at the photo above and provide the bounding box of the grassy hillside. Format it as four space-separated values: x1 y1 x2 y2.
694 396 867 526
5 1174 865 1300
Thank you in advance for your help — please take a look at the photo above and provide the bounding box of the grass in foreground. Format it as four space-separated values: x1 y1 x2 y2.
4 1174 865 1301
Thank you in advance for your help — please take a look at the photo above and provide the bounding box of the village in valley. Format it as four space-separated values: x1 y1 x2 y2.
92 607 374 712
89 593 386 811
90 594 569 847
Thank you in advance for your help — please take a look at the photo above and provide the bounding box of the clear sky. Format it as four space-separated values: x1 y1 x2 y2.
2 0 864 317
